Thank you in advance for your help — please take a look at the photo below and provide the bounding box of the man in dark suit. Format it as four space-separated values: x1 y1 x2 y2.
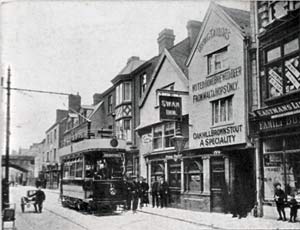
29 187 46 213
123 177 133 210
158 177 169 208
274 183 287 221
151 178 159 208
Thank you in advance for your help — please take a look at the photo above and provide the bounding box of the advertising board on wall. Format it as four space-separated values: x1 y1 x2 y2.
159 95 182 120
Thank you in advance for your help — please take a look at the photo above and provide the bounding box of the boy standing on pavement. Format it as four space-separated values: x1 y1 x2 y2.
151 178 159 208
289 194 298 222
274 183 287 221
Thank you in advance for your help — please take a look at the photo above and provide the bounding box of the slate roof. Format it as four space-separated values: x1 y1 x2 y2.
218 4 250 34
117 58 145 76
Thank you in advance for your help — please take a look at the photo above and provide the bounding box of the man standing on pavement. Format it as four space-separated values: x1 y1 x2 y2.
123 176 132 211
29 186 46 213
274 183 287 221
158 177 169 208
151 178 159 208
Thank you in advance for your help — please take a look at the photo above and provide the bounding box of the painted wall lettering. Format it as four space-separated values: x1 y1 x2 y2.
198 28 231 52
193 124 242 147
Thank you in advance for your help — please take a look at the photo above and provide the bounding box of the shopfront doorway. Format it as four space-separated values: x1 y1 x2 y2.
210 157 226 212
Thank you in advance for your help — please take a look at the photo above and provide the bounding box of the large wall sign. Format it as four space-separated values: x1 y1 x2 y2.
192 66 241 103
159 95 182 120
193 124 243 147
198 28 231 53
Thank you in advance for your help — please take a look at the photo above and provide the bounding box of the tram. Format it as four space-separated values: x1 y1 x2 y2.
60 149 126 212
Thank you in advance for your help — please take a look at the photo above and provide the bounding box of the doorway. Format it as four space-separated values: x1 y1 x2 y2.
210 157 225 212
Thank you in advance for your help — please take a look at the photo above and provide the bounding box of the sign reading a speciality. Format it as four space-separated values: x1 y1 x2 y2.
159 95 182 120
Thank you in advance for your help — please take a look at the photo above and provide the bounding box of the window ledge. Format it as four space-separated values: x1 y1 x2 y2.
264 89 300 104
206 67 230 78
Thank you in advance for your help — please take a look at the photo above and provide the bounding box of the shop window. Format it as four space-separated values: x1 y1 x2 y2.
286 135 300 151
211 96 233 126
265 38 300 99
168 161 181 189
140 73 147 97
184 159 203 192
264 137 283 152
108 95 113 113
151 162 164 183
207 47 228 75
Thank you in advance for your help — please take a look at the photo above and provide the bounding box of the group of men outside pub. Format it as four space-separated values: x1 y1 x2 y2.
123 176 169 213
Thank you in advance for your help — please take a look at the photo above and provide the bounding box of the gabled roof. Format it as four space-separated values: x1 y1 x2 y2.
139 37 194 108
218 4 250 35
186 2 250 66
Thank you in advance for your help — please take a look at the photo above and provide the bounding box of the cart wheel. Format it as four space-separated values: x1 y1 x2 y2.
21 204 25 213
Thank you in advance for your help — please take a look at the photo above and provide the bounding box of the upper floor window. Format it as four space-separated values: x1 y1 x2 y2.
265 37 300 98
53 148 57 161
108 95 113 113
123 82 131 101
140 73 147 97
54 129 57 141
211 96 233 126
153 122 175 150
207 47 228 75
116 82 131 106
269 1 289 21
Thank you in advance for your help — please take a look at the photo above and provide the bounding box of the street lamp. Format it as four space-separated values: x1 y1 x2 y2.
172 122 188 162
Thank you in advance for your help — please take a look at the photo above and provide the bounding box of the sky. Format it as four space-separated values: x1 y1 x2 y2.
1 0 249 151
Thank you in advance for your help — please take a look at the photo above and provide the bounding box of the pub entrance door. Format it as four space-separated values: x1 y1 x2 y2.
211 157 226 212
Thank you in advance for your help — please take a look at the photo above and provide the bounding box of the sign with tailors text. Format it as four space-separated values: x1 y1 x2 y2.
159 95 182 120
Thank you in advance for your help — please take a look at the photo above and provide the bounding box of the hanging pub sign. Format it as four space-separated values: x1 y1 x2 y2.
159 95 182 120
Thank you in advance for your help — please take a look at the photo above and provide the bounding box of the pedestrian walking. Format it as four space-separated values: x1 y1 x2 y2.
151 178 159 208
274 183 287 221
131 178 139 214
158 177 169 208
289 194 298 222
29 186 46 213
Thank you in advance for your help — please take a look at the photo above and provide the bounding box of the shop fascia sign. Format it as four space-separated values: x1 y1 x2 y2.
159 95 182 120
254 100 300 119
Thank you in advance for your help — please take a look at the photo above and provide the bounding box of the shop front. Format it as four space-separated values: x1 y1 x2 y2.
252 99 300 204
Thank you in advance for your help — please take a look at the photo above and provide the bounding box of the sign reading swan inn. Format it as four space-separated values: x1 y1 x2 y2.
159 95 182 120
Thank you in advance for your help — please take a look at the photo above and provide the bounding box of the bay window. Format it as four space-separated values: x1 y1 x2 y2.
153 126 163 150
123 82 131 101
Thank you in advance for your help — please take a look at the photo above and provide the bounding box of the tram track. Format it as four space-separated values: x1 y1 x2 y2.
44 207 91 230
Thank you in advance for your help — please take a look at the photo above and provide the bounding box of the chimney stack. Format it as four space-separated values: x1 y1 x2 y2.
186 20 202 48
127 56 140 65
56 109 68 122
93 93 103 105
68 94 81 112
157 29 175 54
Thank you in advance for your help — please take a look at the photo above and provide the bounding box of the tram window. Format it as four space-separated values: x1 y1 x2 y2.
70 161 76 177
75 159 83 178
63 163 70 178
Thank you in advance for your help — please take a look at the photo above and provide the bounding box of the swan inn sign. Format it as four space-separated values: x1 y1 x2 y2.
159 95 182 120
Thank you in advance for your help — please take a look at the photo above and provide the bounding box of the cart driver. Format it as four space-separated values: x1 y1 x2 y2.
29 186 46 213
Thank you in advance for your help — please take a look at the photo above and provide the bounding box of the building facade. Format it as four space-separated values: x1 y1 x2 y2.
137 22 201 209
187 2 256 212
250 1 300 211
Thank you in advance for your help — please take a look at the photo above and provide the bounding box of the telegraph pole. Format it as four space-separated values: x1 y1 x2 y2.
3 67 11 207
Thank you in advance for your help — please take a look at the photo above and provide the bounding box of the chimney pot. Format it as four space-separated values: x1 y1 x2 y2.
68 94 81 112
157 28 175 54
127 56 140 65
93 93 103 105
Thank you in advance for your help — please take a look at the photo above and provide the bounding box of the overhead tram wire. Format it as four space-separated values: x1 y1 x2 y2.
4 87 72 96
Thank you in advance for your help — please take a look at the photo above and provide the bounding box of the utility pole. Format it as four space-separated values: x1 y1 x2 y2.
3 67 11 208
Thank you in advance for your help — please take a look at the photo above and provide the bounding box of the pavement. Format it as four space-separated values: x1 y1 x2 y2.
5 185 300 230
